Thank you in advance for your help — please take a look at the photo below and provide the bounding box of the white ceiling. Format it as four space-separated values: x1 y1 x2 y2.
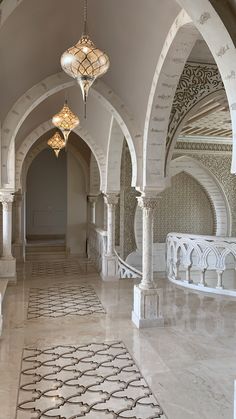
0 0 181 132
0 0 232 166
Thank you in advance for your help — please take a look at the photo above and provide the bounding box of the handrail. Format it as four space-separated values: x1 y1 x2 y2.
87 223 142 279
167 232 236 296
115 249 142 279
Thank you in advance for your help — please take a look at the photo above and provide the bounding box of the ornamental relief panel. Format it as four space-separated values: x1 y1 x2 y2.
166 62 224 168
174 152 236 235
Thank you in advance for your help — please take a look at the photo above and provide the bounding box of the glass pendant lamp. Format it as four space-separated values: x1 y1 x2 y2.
47 131 65 157
52 101 80 144
61 0 110 117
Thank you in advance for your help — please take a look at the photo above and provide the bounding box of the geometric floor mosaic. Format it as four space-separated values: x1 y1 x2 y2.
27 284 106 319
17 341 166 418
30 259 85 278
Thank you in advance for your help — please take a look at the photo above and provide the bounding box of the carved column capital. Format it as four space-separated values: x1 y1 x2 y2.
104 193 119 207
0 193 14 211
137 196 160 212
88 195 99 204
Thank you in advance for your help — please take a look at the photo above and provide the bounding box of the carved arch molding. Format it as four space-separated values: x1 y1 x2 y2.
165 62 225 174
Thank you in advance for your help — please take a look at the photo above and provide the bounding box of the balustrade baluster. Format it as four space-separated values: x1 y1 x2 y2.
199 269 207 287
184 264 192 284
216 270 224 289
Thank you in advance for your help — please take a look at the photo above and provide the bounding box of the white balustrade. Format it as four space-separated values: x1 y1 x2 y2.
87 224 142 279
87 225 107 272
115 250 142 279
167 232 236 296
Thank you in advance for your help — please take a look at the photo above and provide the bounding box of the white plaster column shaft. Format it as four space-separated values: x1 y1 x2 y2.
88 195 98 224
14 192 23 244
137 196 159 289
12 192 24 261
104 193 119 256
102 193 119 280
0 193 16 279
1 194 14 259
132 195 164 328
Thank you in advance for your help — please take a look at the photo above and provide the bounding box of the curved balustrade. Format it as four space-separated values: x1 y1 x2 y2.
167 232 236 296
87 224 107 273
87 224 142 279
115 250 142 279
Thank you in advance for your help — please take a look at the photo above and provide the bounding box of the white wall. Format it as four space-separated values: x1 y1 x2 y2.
67 150 87 255
26 148 67 237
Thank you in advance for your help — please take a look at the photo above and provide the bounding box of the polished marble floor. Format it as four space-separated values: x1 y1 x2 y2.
30 258 85 278
1 256 236 419
17 341 165 419
27 283 106 319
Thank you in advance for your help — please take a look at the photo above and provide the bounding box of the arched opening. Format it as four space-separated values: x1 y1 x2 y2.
26 148 67 245
20 130 100 259
129 170 216 273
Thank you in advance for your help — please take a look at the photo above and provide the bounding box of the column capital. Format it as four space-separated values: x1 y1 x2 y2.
104 193 119 206
88 194 99 204
14 192 23 203
137 196 160 211
0 193 14 205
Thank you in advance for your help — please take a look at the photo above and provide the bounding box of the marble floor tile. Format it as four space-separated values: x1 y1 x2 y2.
27 283 106 319
30 258 97 279
16 341 165 419
1 258 236 419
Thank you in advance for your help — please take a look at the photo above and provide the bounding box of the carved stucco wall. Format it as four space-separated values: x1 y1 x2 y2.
154 172 215 241
174 151 236 235
119 146 232 259
118 142 138 259
134 171 215 248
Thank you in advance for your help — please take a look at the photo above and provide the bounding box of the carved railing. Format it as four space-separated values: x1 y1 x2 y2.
88 224 142 279
87 224 107 273
167 232 236 296
115 250 142 279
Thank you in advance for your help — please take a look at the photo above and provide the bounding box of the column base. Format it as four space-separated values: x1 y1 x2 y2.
12 243 24 262
0 257 16 281
132 284 164 329
102 254 119 281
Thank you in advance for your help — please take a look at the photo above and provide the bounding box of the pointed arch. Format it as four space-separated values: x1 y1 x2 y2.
143 10 199 191
15 120 106 191
176 0 236 174
22 140 89 193
170 155 231 236
2 73 140 189
105 117 124 193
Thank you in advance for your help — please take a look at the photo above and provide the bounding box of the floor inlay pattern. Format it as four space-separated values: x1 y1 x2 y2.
17 341 165 419
30 259 95 278
27 284 105 319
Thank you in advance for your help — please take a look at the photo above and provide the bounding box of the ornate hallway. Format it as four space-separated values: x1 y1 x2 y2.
1 255 236 419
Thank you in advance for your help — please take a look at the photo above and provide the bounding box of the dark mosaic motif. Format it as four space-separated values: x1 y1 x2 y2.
27 284 105 319
17 341 166 419
31 259 96 279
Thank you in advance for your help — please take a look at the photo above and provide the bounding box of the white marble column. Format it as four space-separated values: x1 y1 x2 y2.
14 193 22 244
0 193 16 280
102 193 119 280
132 196 164 328
13 192 24 261
88 195 98 224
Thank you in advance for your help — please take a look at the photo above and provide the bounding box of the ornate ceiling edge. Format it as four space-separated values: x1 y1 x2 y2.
178 136 232 145
175 141 232 154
